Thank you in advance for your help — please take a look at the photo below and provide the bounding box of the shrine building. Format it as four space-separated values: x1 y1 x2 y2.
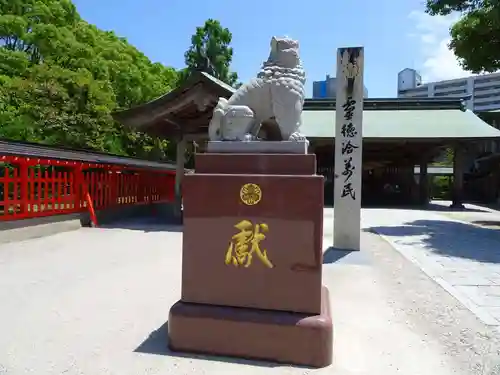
113 71 500 217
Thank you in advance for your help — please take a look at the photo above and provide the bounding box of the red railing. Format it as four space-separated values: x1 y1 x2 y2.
0 155 176 223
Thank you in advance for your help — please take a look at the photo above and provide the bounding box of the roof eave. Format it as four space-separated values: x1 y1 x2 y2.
0 138 177 171
304 97 466 111
112 71 235 127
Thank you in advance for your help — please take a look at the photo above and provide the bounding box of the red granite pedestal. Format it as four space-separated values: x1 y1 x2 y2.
167 150 333 368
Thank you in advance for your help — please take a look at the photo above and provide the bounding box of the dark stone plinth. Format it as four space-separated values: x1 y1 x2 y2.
206 140 309 154
195 153 316 175
168 151 332 367
182 172 324 314
168 286 333 368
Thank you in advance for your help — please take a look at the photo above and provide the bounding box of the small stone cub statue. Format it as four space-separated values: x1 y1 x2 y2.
208 36 307 142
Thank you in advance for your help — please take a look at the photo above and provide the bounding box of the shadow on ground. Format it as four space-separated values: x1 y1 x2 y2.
366 202 489 213
366 219 500 264
135 322 297 368
100 217 182 233
322 248 353 264
472 220 500 229
322 247 372 265
424 202 489 213
324 202 488 213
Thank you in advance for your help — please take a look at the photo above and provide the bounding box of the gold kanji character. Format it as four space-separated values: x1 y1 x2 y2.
225 219 273 268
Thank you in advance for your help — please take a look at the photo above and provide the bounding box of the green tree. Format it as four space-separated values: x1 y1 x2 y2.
0 0 178 159
181 18 238 86
425 0 500 72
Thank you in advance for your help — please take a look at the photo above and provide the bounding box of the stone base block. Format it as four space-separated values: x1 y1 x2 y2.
167 286 333 368
206 141 308 154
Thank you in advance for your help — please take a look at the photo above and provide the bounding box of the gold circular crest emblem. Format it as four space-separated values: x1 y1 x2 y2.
240 183 262 205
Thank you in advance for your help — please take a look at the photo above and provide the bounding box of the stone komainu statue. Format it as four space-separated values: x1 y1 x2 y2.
208 36 307 142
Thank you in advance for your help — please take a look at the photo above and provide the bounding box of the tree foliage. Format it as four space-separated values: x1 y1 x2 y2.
179 19 239 87
0 0 178 158
426 0 500 73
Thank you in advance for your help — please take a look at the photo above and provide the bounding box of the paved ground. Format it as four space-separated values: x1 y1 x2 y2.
361 201 500 330
0 211 500 374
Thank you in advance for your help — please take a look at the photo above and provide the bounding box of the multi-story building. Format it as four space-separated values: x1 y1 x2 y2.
312 74 369 99
397 68 500 112
398 68 500 191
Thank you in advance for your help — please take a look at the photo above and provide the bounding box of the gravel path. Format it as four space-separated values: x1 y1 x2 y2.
0 212 498 374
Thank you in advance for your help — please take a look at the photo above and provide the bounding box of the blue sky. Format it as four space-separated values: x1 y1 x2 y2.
72 0 467 98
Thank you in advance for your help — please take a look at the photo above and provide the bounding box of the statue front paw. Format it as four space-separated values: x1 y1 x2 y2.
221 105 256 141
288 132 309 143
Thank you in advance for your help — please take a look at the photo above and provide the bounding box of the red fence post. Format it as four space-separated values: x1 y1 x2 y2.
73 166 84 210
19 159 29 217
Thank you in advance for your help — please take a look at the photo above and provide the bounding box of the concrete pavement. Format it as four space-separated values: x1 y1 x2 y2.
0 212 499 374
361 202 500 330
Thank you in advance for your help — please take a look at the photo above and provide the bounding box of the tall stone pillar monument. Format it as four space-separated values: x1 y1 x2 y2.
333 47 364 251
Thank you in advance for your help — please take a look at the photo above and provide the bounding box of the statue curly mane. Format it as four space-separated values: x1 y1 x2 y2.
257 64 306 86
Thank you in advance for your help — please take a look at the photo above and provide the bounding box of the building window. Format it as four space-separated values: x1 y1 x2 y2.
434 89 467 97
435 81 467 90
475 91 500 99
474 75 500 84
408 94 430 98
399 85 428 94
474 84 500 92
475 100 500 110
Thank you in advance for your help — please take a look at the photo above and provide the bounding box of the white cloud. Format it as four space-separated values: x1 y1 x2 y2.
408 10 469 83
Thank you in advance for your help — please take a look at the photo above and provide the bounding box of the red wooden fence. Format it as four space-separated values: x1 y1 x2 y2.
0 155 176 222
